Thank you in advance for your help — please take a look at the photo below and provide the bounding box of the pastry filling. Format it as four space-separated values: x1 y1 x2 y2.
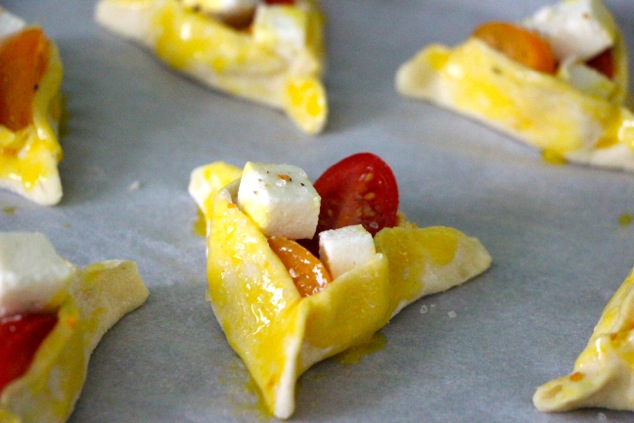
473 22 614 79
234 153 399 298
0 27 50 134
0 312 58 393
178 0 297 29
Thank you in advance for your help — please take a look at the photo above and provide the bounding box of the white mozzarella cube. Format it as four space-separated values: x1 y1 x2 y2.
181 0 257 15
237 162 320 239
319 225 376 279
94 0 155 46
524 0 616 61
181 0 258 26
557 58 615 99
0 7 25 41
253 4 307 60
0 232 76 317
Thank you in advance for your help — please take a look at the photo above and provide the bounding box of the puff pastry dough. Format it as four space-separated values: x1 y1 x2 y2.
0 257 148 423
189 161 491 418
396 0 634 171
95 0 327 134
534 267 634 412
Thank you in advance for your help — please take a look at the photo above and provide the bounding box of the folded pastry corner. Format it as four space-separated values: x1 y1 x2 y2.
533 266 634 412
375 222 492 317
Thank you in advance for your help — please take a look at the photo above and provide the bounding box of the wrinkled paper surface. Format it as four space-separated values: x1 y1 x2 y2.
2 0 634 421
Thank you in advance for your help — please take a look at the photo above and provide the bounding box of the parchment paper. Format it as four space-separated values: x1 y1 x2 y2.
2 1 634 421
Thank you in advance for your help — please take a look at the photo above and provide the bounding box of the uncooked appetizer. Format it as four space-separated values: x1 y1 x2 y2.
189 153 491 418
0 232 149 423
96 0 327 134
396 0 634 171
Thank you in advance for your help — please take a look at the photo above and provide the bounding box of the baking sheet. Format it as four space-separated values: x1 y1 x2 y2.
3 0 634 421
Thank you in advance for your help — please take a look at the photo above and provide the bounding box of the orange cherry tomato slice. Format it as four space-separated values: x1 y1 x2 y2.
0 313 58 393
0 27 51 132
473 21 557 74
268 236 332 297
586 48 615 80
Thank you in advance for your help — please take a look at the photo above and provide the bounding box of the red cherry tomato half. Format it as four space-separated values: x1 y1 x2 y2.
587 48 615 80
0 313 58 393
314 152 399 237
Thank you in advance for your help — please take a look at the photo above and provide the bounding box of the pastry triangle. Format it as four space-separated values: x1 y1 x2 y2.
95 0 328 134
534 267 634 412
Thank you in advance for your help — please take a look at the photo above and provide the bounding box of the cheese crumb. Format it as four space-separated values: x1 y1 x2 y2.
128 180 142 192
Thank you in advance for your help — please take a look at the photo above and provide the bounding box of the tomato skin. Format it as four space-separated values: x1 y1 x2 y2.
473 21 557 74
313 153 399 237
587 48 615 80
0 313 58 393
268 236 332 297
0 27 51 132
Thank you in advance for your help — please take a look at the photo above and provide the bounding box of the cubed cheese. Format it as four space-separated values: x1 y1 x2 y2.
557 57 615 99
237 162 320 239
181 0 257 15
94 0 155 45
0 232 76 317
253 4 307 60
181 0 258 26
0 7 25 40
319 225 376 279
523 0 616 61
